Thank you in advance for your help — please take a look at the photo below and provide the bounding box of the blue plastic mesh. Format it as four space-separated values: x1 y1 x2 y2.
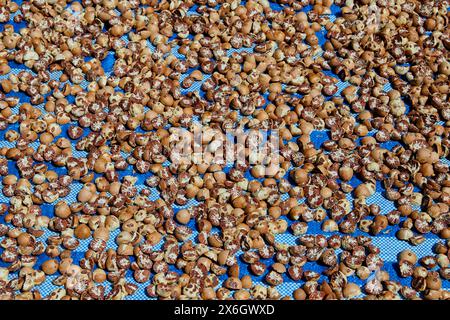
0 1 449 299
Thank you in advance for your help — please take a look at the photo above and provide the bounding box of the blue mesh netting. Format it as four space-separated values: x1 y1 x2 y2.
0 1 449 299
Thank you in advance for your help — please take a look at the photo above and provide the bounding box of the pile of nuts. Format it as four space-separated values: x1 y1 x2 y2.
0 0 449 300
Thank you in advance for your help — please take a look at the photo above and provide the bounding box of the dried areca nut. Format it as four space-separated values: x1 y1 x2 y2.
398 260 414 278
175 209 191 225
356 266 371 280
288 265 303 281
411 277 427 292
223 277 242 290
400 286 417 300
291 222 308 235
293 288 306 300
93 269 106 283
414 219 431 234
78 187 93 203
0 0 448 301
54 201 71 219
436 254 449 268
439 267 450 280
354 183 374 198
343 282 361 298
426 272 441 290
413 266 428 279
398 250 417 264
322 219 339 232
134 270 150 283
93 227 110 242
396 228 414 241
41 259 59 275
364 278 383 295
321 249 337 267
409 235 426 246
62 237 79 250
74 224 91 239
265 270 283 286
420 256 437 269
384 281 401 294
299 271 318 283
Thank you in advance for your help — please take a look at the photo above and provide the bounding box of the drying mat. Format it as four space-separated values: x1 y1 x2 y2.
0 1 449 299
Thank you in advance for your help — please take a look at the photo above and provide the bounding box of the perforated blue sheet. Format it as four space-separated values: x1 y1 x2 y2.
0 1 449 299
